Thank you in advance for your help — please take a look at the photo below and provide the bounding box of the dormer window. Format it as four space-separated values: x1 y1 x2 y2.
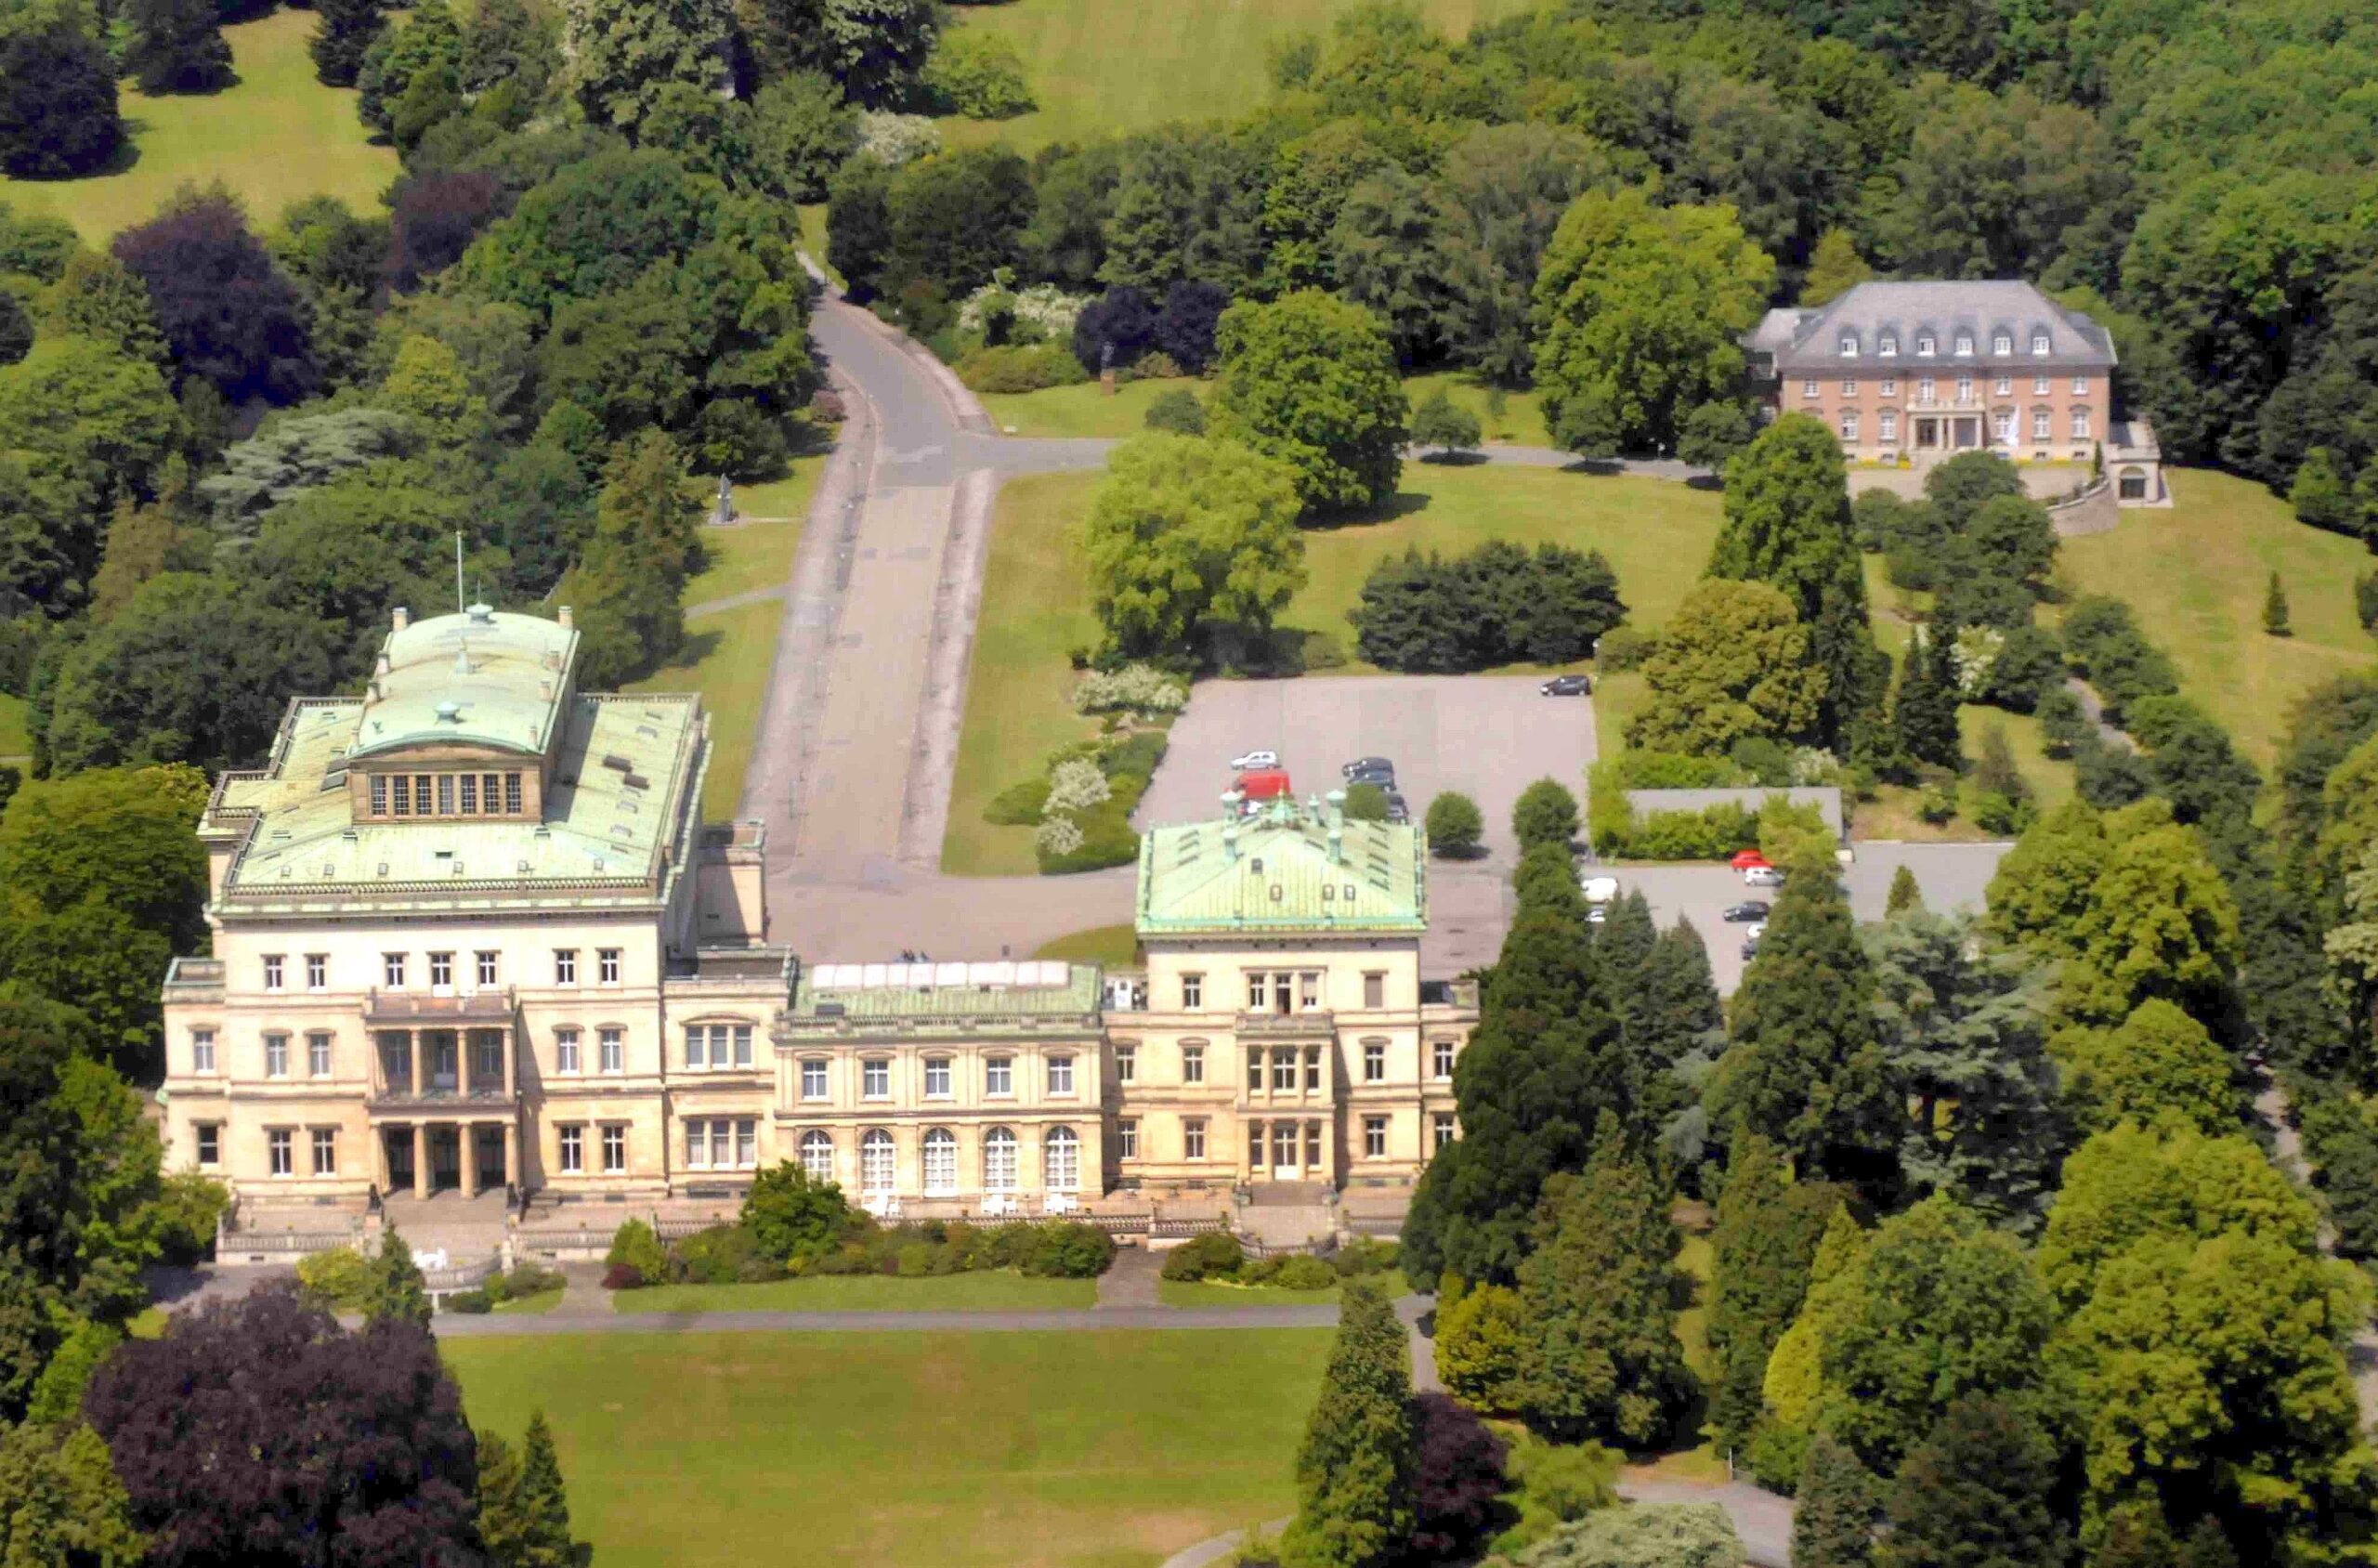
1915 333 1934 358
1838 333 1858 357
1993 333 2012 355
2032 332 2050 356
1878 334 1898 358
1953 332 1974 356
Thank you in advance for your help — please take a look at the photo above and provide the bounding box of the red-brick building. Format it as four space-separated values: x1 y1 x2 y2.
1745 281 2117 465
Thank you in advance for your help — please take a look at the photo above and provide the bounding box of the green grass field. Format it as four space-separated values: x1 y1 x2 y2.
2058 469 2375 766
1033 923 1142 968
627 600 780 823
0 10 398 242
937 0 1536 155
942 464 1723 875
444 1328 1330 1568
1156 1281 1341 1310
614 1272 1097 1313
976 372 1549 446
686 463 818 606
490 1287 565 1314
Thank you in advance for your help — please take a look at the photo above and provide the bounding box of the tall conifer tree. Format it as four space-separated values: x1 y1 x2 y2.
1280 1279 1415 1568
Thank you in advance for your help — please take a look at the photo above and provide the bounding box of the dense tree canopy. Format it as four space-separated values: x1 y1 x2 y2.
1211 290 1407 516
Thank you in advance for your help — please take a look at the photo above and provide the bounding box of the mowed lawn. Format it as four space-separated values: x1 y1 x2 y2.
937 0 1537 155
2058 468 2376 765
941 464 1719 875
978 372 1550 445
614 1272 1096 1313
444 1328 1331 1568
0 9 397 242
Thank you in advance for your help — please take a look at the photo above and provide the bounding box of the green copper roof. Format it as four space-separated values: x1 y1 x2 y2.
785 961 1104 1034
348 607 576 761
1136 802 1427 935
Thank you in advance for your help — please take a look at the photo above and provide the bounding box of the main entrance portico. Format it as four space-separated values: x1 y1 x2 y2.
379 1118 516 1198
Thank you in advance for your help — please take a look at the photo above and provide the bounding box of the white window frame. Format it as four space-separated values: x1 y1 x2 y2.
986 1056 1013 1097
311 1127 337 1175
1433 1113 1457 1152
268 1129 293 1177
2032 407 2052 440
1994 375 2012 397
799 1130 833 1181
1838 333 1857 356
924 1055 951 1098
556 1027 581 1075
191 1027 216 1075
1840 375 1857 396
1114 1045 1135 1085
1044 1127 1079 1192
1993 333 2012 355
1181 973 1203 1009
475 951 498 987
555 949 578 985
263 955 284 993
801 1058 829 1101
2032 332 2050 356
1363 1042 1386 1083
2072 374 2089 395
1879 334 1897 358
597 948 621 985
265 1033 289 1078
1184 1118 1207 1159
1841 411 1860 441
307 1032 332 1078
429 952 453 989
1879 375 1897 397
1048 1055 1075 1096
1994 411 2017 443
1915 333 1935 358
984 1128 1017 1191
600 1123 626 1174
1182 1043 1205 1084
860 1129 895 1196
558 1124 583 1174
196 1122 220 1168
1802 377 1820 399
305 954 327 992
1364 1117 1388 1158
2071 409 2090 439
598 1026 623 1074
1953 332 1974 357
384 952 406 987
923 1128 957 1195
2033 374 2050 396
1879 410 1898 442
862 1057 891 1099
1117 1119 1138 1160
1432 1040 1456 1079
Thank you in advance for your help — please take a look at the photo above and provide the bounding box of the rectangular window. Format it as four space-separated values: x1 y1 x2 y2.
1048 1055 1074 1095
1879 411 1898 442
1114 1046 1135 1085
559 1125 583 1174
191 1027 216 1075
437 775 454 816
1994 375 2012 397
556 1027 581 1074
384 953 406 987
1838 333 1857 356
1953 333 1972 356
370 776 387 816
1432 1040 1455 1079
1802 377 1819 398
268 1129 293 1176
1916 334 1934 357
1879 376 1896 396
263 954 284 992
1272 1051 1297 1091
1917 376 1935 404
2032 408 2052 440
1840 375 1857 396
1840 412 1860 441
311 1128 336 1176
555 949 577 985
2032 333 2050 355
1184 1118 1207 1159
1306 1122 1323 1167
598 949 621 985
265 1033 289 1078
2033 374 2050 396
1879 336 1897 358
481 774 498 814
307 1032 332 1077
1363 973 1385 1009
459 774 477 815
1182 973 1203 1009
2071 410 2090 439
686 1120 706 1168
1248 1123 1265 1168
1434 1113 1457 1152
1246 973 1266 1011
598 1026 622 1074
1305 1046 1322 1091
736 1119 756 1169
2072 374 2089 396
504 773 524 814
601 1124 625 1174
1117 1119 1138 1160
1993 333 2012 356
391 777 411 817
863 1058 890 1098
1363 1042 1386 1082
1182 1044 1205 1084
429 952 452 988
195 1123 220 1167
1247 1050 1264 1091
1365 1117 1388 1158
413 776 433 815
306 954 327 991
732 1025 751 1068
1298 972 1320 1011
475 951 497 987
986 1056 1013 1096
924 1056 951 1097
801 1059 828 1100
1955 373 1974 404
684 1026 706 1070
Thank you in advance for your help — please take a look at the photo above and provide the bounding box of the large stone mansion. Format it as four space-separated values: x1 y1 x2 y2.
158 607 1477 1219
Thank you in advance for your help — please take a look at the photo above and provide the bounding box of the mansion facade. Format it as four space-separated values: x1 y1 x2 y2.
159 607 1476 1217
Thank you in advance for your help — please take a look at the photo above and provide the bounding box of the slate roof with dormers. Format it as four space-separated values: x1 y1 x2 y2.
1750 281 2116 375
1136 800 1427 936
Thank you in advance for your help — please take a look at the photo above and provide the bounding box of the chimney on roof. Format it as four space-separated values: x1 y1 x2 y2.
1222 824 1239 864
373 652 390 677
557 605 574 630
392 606 410 632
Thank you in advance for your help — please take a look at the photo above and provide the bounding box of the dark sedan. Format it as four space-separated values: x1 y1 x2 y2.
1722 900 1770 922
1540 674 1592 696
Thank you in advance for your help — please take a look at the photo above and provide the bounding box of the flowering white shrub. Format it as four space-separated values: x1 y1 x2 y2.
1042 759 1112 816
1789 747 1842 786
857 111 941 167
1034 815 1085 857
958 282 1089 346
1951 624 2006 699
1072 663 1188 717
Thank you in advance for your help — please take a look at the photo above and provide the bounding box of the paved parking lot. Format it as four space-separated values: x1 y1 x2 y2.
1615 841 2015 994
1138 675 1595 973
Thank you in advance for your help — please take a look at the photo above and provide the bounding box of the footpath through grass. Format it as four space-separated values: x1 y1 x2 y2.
937 0 1536 156
0 10 398 242
1156 1280 1342 1310
2057 468 2374 766
613 1271 1096 1313
445 1327 1330 1568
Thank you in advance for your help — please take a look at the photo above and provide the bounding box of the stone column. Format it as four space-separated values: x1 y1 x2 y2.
411 1123 428 1199
461 1123 478 1196
503 1120 519 1194
457 1032 471 1097
503 1026 516 1099
407 1030 422 1097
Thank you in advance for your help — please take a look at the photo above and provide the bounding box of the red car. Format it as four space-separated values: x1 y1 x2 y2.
1239 768 1294 804
1729 849 1772 870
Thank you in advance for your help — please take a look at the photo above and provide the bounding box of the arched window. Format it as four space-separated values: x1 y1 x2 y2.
799 1130 834 1181
923 1128 957 1195
860 1128 895 1196
1045 1127 1080 1192
984 1127 1017 1192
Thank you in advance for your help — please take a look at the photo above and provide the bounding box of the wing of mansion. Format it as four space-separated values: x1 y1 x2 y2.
159 605 1478 1219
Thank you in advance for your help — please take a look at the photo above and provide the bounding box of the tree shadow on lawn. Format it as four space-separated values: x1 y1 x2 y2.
1300 491 1432 533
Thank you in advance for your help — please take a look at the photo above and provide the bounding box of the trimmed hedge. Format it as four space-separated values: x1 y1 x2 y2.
955 343 1088 394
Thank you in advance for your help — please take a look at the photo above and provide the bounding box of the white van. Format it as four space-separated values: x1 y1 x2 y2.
1580 875 1619 904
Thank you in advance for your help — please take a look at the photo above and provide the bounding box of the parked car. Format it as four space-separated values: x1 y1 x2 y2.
1729 849 1771 870
1743 865 1785 886
1587 905 1609 924
1384 793 1410 824
1540 674 1592 696
1231 750 1279 772
1347 767 1395 791
1722 900 1770 922
1341 756 1393 778
1581 875 1620 904
1742 934 1762 960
